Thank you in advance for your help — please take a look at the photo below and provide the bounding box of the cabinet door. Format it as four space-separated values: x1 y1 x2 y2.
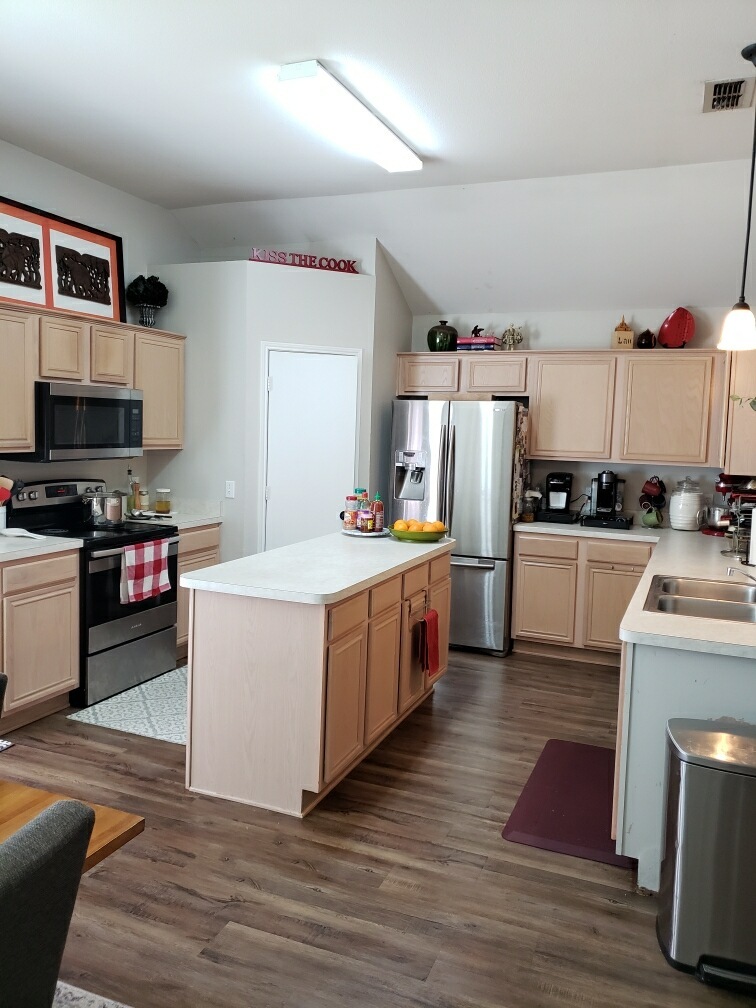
512 556 578 644
177 548 220 651
0 310 36 452
462 355 526 393
396 354 460 394
39 317 86 381
583 564 643 651
91 325 134 385
134 332 185 448
617 355 713 463
725 349 756 474
427 575 451 685
398 590 427 713
529 356 615 459
2 580 79 712
364 604 401 744
323 626 367 783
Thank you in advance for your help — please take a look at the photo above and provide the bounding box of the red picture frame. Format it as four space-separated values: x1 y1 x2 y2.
0 196 125 321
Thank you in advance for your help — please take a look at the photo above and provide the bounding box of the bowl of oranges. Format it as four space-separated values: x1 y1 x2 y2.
388 519 448 542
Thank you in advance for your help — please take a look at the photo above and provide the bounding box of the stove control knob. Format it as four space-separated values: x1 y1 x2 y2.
95 484 105 491
17 492 26 501
29 491 39 500
85 486 94 493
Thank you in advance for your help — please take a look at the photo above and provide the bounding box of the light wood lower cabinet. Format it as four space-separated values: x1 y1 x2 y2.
0 551 79 717
513 533 651 657
177 524 221 657
186 547 452 816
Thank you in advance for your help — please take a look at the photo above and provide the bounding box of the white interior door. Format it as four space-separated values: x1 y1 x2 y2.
263 347 360 551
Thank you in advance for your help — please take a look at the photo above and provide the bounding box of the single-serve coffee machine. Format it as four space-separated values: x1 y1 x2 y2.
594 470 618 515
537 472 580 524
582 470 633 529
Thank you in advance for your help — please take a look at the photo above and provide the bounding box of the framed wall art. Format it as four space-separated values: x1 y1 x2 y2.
0 196 125 321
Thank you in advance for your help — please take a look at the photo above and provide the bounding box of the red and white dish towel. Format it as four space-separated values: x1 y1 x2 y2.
420 609 440 677
120 539 171 604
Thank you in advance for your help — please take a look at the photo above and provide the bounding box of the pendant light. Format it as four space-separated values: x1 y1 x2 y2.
719 43 756 350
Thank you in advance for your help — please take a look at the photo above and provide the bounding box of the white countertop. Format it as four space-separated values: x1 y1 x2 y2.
515 520 756 656
180 532 455 604
0 533 83 562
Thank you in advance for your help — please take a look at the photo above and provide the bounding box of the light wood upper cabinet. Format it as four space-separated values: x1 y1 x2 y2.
529 355 616 459
38 316 87 381
0 309 36 452
725 349 756 474
615 353 725 465
134 331 185 449
91 325 134 386
462 354 527 393
397 353 460 394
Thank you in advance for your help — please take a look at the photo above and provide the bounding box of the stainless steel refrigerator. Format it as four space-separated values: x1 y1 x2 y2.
390 398 520 652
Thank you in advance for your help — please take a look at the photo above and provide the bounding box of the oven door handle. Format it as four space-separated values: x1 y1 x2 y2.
89 536 180 560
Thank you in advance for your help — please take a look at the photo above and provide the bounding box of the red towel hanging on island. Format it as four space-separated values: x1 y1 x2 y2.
421 609 440 677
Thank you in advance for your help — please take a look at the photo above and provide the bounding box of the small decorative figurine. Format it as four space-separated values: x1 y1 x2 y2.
502 325 523 351
471 325 485 337
658 307 695 348
612 316 634 349
636 328 656 349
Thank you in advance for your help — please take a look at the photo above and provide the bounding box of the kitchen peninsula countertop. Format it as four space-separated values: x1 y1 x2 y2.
180 532 455 604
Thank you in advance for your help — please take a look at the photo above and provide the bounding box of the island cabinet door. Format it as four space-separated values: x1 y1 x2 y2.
427 575 451 686
364 603 401 745
323 626 367 784
398 590 428 713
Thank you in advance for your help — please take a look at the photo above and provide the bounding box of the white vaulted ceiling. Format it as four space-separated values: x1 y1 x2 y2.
1 0 755 210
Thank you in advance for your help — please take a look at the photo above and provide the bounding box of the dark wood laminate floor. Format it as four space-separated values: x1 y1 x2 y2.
3 651 749 1008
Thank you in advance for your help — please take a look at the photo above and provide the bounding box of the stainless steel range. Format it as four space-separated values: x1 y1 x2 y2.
8 478 179 707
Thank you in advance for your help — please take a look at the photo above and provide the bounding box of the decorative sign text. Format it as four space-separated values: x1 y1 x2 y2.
249 247 359 274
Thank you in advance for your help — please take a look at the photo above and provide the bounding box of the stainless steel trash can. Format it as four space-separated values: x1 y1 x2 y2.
657 718 756 993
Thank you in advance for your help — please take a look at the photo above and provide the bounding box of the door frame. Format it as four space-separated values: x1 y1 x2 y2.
259 342 363 552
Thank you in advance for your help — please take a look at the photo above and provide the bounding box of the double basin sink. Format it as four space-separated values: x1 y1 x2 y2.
643 575 756 624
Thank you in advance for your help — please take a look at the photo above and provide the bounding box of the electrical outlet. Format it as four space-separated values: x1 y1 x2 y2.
225 480 235 499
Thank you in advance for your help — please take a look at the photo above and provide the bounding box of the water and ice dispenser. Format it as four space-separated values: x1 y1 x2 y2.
394 450 427 501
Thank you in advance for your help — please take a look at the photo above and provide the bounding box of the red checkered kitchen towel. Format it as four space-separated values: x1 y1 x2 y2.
120 539 172 604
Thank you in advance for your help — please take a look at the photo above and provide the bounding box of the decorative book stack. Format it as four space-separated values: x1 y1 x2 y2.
456 335 502 351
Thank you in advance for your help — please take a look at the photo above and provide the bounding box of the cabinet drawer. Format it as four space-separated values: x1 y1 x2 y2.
403 563 429 598
584 541 652 566
2 552 79 595
179 524 222 556
516 534 578 561
369 576 401 616
429 553 451 584
328 592 368 641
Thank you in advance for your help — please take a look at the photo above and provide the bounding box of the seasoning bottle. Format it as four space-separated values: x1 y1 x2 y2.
138 487 150 511
357 509 375 533
127 469 140 514
371 492 384 532
343 495 359 531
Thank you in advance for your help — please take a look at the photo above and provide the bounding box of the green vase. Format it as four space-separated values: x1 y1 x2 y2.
427 320 458 352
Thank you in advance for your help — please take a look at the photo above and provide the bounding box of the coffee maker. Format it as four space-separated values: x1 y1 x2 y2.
595 470 618 515
582 470 633 528
537 472 580 524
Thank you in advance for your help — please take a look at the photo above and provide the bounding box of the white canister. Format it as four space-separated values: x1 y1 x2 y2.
668 477 705 531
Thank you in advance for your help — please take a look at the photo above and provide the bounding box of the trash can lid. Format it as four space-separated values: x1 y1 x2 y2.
667 719 756 775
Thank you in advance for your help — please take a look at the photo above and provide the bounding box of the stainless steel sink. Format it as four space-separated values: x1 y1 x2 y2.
658 577 756 604
655 595 756 622
643 574 756 622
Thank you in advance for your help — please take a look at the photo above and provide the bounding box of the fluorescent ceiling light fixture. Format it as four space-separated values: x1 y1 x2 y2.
277 60 422 173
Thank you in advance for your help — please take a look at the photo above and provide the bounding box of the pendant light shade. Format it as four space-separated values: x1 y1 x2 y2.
719 43 756 350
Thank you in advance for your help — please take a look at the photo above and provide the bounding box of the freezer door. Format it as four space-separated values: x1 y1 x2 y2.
447 401 516 559
449 557 510 652
390 399 449 525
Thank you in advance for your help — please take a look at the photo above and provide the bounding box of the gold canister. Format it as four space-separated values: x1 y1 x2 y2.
155 488 172 514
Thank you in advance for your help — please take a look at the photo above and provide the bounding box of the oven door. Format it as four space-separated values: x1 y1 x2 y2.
85 538 179 655
39 382 143 461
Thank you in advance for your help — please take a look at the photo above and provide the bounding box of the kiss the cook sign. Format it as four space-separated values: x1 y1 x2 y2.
249 247 359 274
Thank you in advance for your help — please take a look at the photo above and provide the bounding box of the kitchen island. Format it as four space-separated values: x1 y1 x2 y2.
616 529 756 891
181 532 453 816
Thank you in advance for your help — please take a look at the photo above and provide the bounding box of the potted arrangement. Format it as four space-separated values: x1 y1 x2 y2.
125 274 169 327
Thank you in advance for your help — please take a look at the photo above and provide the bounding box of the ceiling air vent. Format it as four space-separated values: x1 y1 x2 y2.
703 77 756 112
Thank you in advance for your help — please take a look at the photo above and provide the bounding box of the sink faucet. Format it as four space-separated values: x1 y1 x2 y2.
727 566 756 584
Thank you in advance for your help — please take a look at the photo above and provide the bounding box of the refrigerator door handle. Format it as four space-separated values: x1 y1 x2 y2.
437 423 448 523
447 424 456 531
450 558 496 570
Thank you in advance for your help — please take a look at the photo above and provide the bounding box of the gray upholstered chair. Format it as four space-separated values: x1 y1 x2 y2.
0 799 95 1008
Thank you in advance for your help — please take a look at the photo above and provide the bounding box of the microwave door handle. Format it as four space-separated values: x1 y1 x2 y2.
437 423 447 524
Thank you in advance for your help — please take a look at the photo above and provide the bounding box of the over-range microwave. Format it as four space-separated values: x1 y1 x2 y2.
0 382 143 462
